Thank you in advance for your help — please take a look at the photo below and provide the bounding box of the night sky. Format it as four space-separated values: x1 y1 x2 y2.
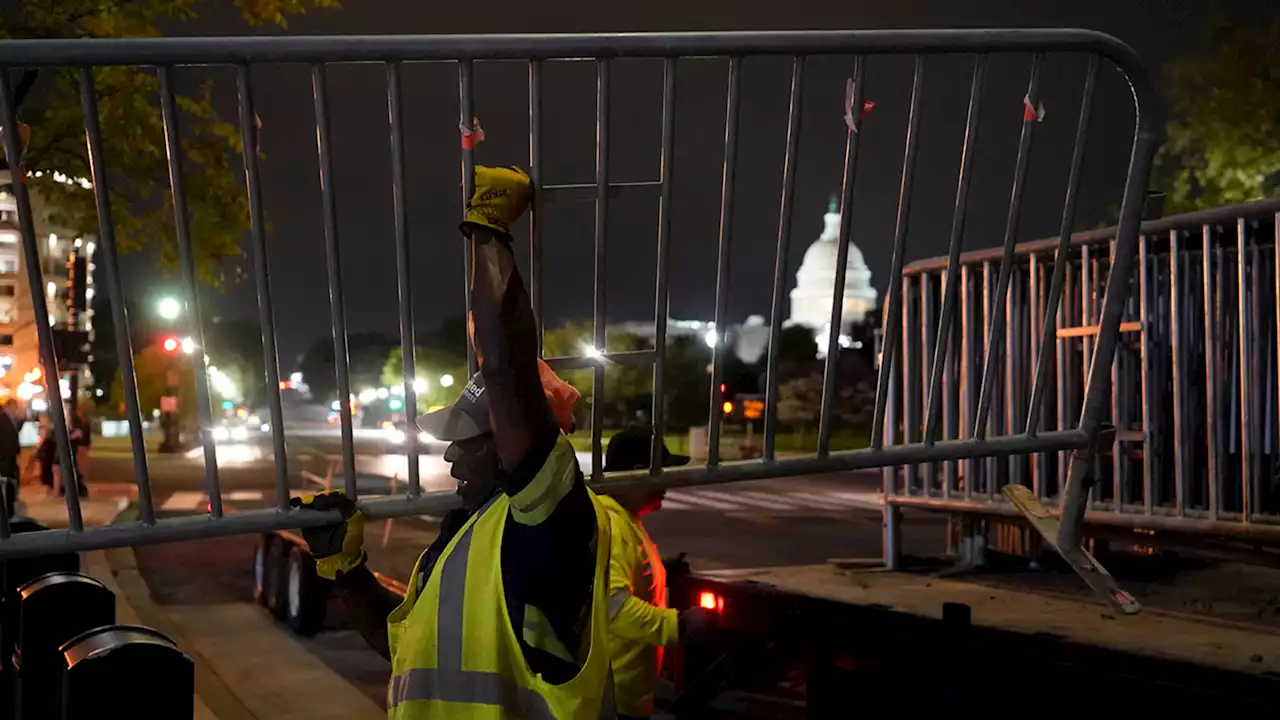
113 0 1258 370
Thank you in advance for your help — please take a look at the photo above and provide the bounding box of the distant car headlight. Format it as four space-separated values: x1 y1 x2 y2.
418 432 433 445
260 423 270 433
388 428 406 444
212 427 230 442
231 426 249 441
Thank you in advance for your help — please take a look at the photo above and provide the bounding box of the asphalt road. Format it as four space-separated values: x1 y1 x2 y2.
84 434 948 714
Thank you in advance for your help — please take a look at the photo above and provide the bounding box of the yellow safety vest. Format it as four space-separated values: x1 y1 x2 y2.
385 489 616 719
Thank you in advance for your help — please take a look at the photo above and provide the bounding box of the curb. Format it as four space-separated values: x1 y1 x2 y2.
92 506 382 719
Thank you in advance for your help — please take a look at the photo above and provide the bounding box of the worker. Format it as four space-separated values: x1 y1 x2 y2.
295 165 615 718
598 426 709 720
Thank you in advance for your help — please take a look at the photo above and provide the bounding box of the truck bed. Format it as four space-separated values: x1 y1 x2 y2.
712 564 1280 677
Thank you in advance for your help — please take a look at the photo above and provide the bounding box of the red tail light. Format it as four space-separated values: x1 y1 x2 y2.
698 591 725 613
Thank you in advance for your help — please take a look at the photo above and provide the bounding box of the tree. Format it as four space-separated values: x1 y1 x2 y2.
776 373 822 436
541 322 654 429
2 0 339 282
381 345 467 408
109 342 197 427
1158 18 1280 211
297 332 397 403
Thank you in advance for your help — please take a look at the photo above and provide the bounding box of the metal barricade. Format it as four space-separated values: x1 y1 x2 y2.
0 31 1158 607
890 198 1280 536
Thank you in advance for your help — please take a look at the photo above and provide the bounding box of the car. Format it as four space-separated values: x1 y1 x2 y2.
383 420 433 447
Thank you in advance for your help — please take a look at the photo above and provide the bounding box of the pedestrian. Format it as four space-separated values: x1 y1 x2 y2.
599 426 710 720
295 165 617 718
24 415 56 497
0 398 22 519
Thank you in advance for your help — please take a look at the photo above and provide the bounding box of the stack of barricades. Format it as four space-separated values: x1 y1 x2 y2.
1 521 193 718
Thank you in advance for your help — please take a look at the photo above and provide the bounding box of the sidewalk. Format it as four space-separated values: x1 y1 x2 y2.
15 484 129 528
83 528 383 719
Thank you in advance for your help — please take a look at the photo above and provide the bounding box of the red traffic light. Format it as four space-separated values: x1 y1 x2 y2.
161 337 179 353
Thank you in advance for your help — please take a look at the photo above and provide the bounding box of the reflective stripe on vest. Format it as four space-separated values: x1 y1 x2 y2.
389 668 556 719
387 491 618 719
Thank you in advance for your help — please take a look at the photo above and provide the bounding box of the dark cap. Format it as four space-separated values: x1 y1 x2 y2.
603 426 689 473
416 372 490 442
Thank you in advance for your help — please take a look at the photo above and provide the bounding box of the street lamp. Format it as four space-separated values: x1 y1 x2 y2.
156 296 181 321
439 374 455 388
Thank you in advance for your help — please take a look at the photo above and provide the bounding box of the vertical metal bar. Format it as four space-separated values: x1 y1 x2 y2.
237 66 290 509
1201 225 1217 519
1236 218 1253 518
312 63 357 498
459 60 477 376
2 72 81 529
942 268 957 497
1275 213 1280 517
1169 231 1186 512
816 57 866 457
158 67 217 519
974 54 1042 439
870 56 925 450
387 62 419 497
591 58 610 481
901 278 917 493
706 57 741 468
983 261 996 493
1005 266 1019 486
1080 245 1097 506
1110 241 1123 507
1029 253 1044 496
1138 234 1153 514
960 265 974 499
1027 55 1097 434
919 274 934 493
650 58 677 474
763 56 805 463
1056 262 1071 494
528 60 544 355
924 56 985 447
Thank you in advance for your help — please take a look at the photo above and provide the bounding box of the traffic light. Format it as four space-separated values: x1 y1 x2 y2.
161 337 179 353
722 401 734 415
65 250 87 322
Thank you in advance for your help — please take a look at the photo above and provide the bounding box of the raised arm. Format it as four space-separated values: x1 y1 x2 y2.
463 166 559 492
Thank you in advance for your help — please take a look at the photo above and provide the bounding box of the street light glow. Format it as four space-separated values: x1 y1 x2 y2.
157 296 181 320
180 336 196 355
413 377 428 394
439 374 455 388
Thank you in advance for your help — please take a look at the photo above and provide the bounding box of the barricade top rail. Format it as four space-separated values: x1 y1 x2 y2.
0 27 1159 607
903 196 1280 275
0 29 1150 71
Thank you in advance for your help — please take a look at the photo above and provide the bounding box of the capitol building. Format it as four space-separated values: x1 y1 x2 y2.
613 199 878 361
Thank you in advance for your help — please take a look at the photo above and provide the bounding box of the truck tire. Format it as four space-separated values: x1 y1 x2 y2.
252 533 273 607
284 544 328 636
262 533 288 618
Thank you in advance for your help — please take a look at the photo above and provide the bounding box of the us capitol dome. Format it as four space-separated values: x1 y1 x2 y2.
787 198 878 353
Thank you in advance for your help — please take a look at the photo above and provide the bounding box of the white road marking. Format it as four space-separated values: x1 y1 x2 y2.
160 491 206 511
692 489 801 510
665 491 739 510
656 498 694 510
227 490 264 501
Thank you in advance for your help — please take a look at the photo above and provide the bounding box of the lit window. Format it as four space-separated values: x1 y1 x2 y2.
47 233 57 251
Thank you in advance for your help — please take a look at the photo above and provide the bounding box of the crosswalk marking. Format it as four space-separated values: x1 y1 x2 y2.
667 491 738 510
160 491 206 511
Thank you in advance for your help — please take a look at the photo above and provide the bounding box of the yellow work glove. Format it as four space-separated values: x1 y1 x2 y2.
462 165 533 237
290 489 366 580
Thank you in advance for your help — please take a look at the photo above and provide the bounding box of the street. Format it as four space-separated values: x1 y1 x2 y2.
79 431 948 712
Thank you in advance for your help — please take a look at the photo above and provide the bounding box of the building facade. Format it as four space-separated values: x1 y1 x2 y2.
0 169 96 413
